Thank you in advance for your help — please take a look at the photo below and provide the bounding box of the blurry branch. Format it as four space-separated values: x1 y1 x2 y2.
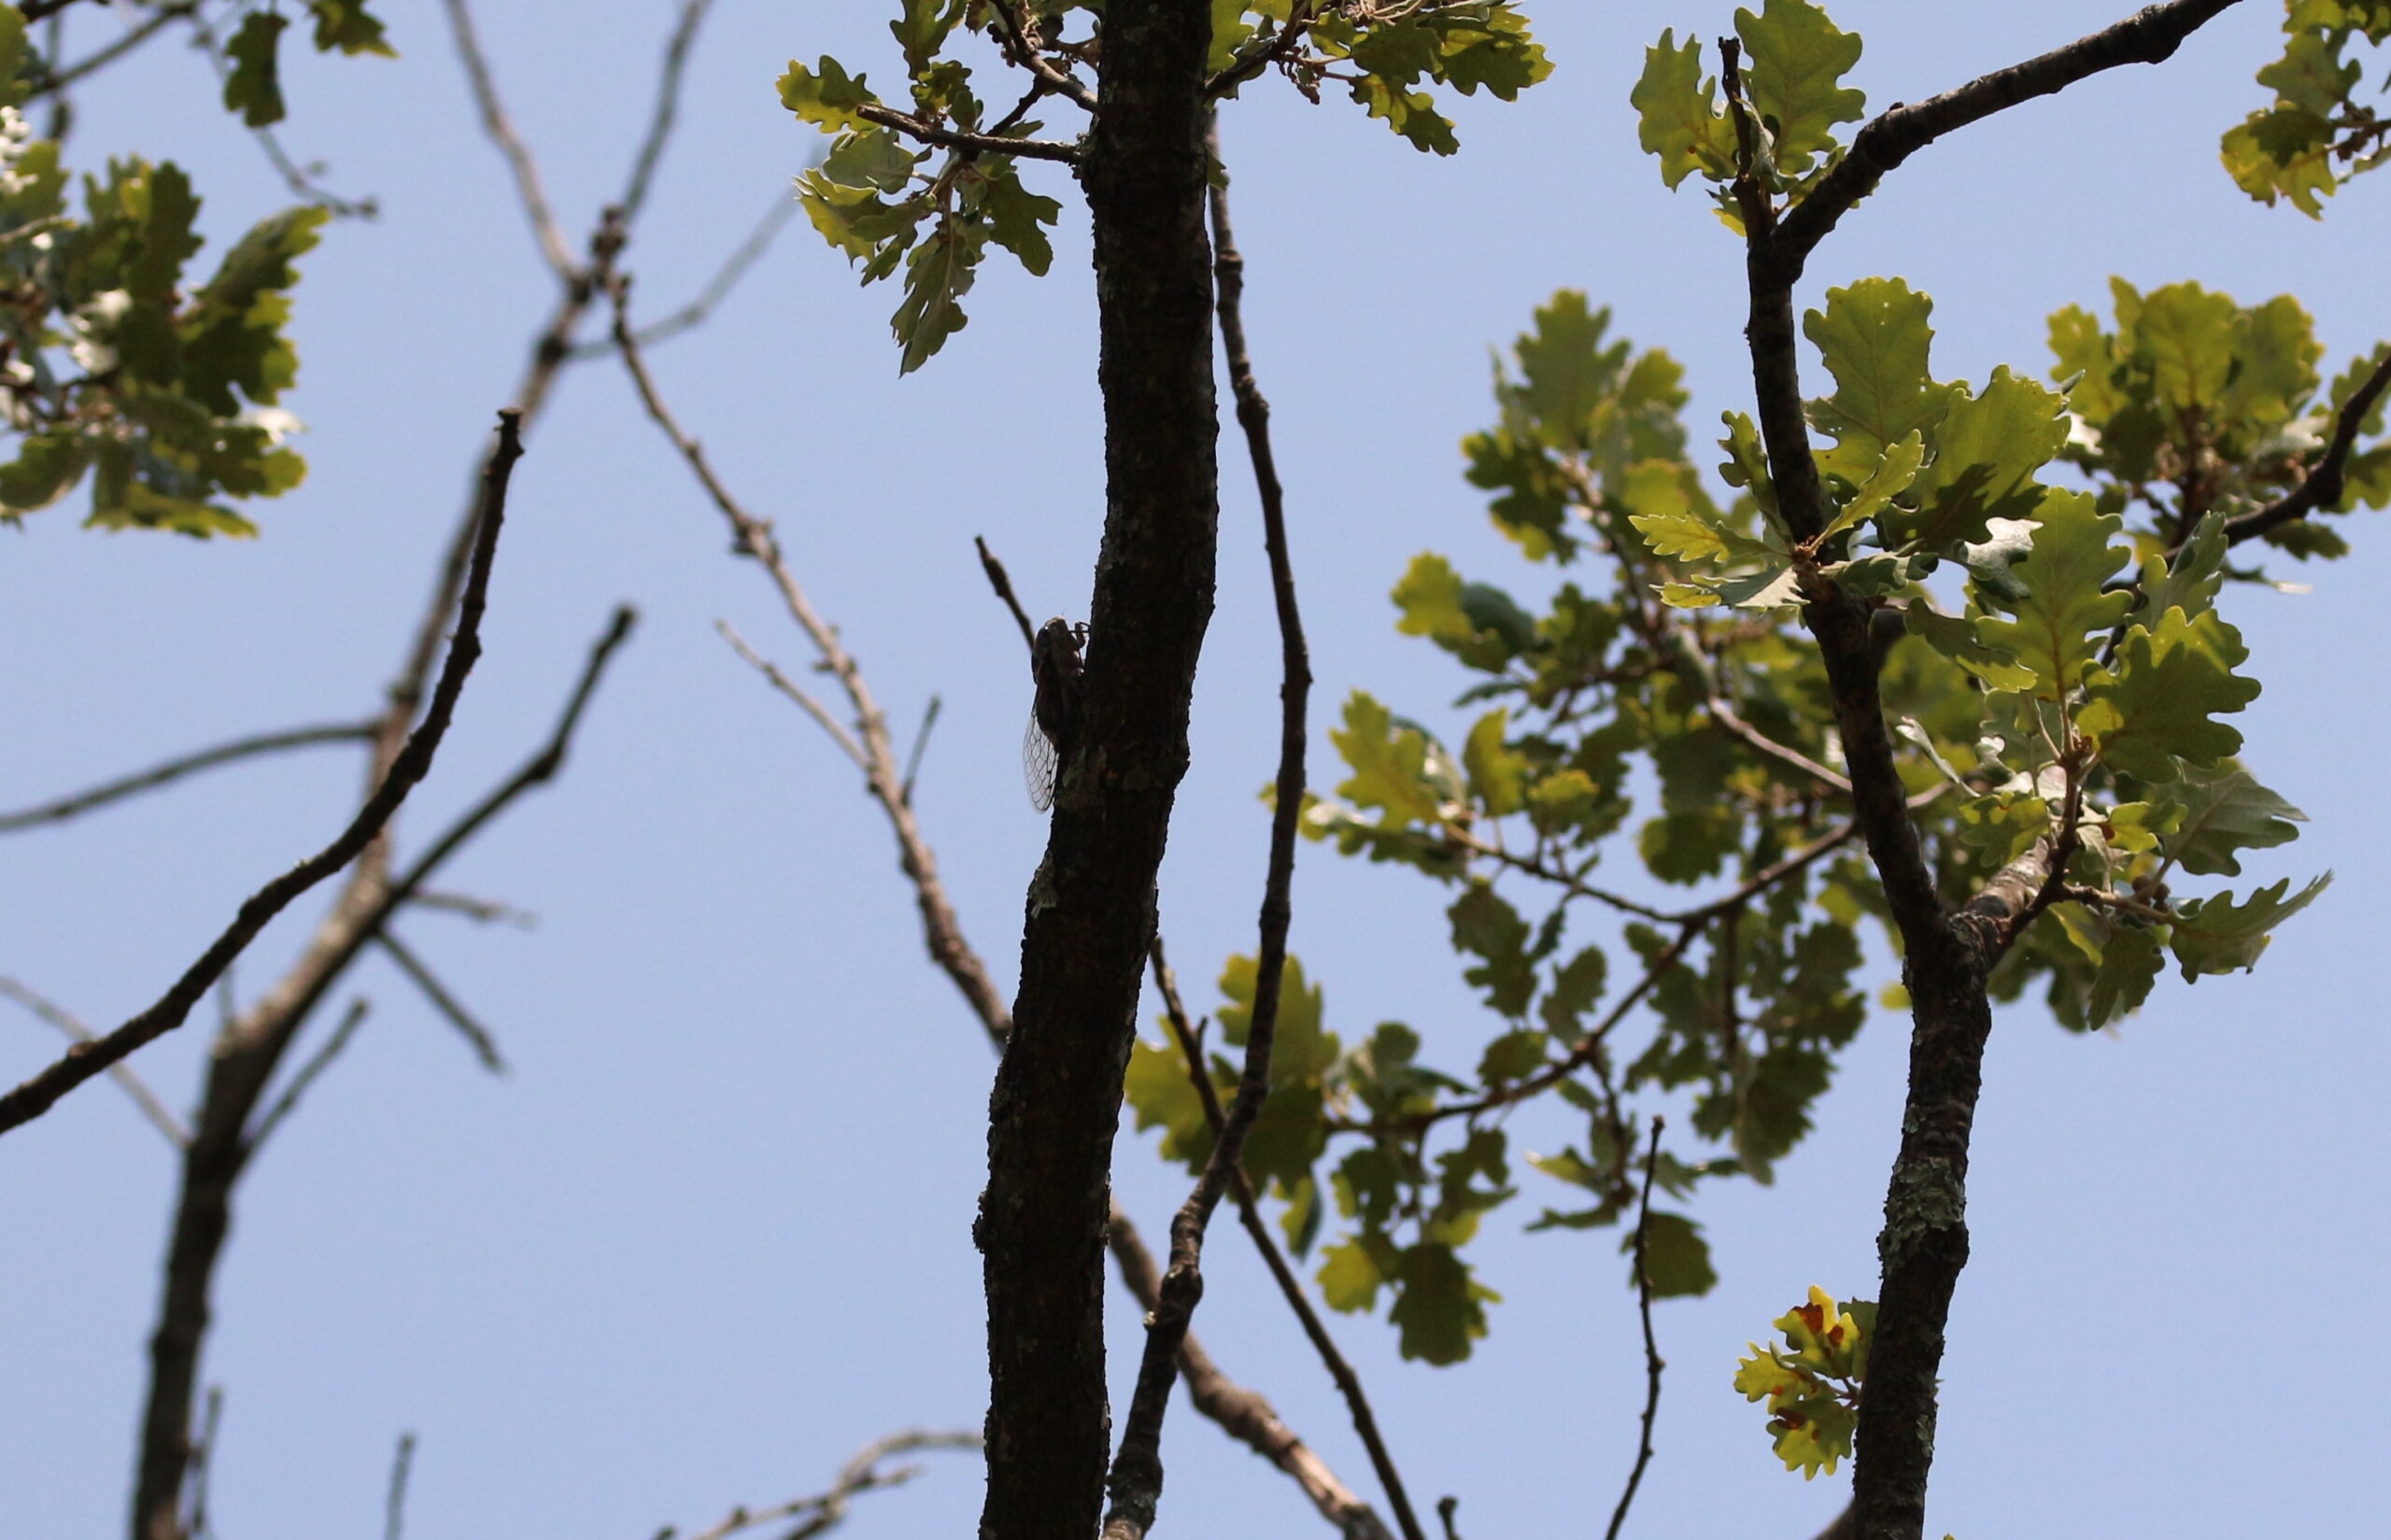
439 0 575 280
855 102 1082 163
1603 1118 1667 1540
985 0 1099 112
374 930 506 1075
899 696 941 806
25 1 197 97
1144 940 1408 1540
0 976 188 1146
407 890 536 928
718 620 867 770
1104 132 1318 1540
654 1430 981 1540
0 721 378 835
0 410 524 1139
186 5 378 219
383 1432 417 1540
618 0 719 220
611 268 1390 1537
183 1386 222 1540
244 996 369 1154
973 534 1040 650
2221 344 2391 547
566 194 799 361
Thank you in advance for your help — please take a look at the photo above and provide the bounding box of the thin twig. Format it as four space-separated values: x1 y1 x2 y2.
973 535 1041 652
566 194 799 360
2221 344 2391 547
440 0 578 280
0 721 379 834
987 0 1100 112
619 0 719 222
1705 698 1851 793
0 977 188 1146
184 4 378 218
25 1 196 97
408 890 537 928
0 413 527 1138
1104 117 1319 1540
660 1429 981 1540
383 1432 417 1540
855 103 1082 164
717 621 868 770
899 696 942 806
1150 939 1411 1540
187 1386 223 1540
244 996 371 1153
375 931 505 1074
1605 1117 1668 1540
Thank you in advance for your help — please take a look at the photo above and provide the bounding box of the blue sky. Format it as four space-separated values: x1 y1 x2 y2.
2 4 2385 1537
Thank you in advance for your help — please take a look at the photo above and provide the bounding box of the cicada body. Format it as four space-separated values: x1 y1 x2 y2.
1024 616 1085 812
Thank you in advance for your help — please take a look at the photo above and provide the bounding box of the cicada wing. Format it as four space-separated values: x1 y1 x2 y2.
1023 711 1058 812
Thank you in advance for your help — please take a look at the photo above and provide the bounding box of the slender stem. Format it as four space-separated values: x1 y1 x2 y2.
1149 940 1415 1540
856 103 1082 164
0 721 378 835
2219 345 2391 547
0 413 524 1138
618 0 719 223
374 931 505 1074
1605 1118 1668 1540
0 977 188 1146
440 0 578 280
244 998 372 1155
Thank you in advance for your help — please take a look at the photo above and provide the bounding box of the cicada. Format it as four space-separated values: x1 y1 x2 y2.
1024 616 1086 812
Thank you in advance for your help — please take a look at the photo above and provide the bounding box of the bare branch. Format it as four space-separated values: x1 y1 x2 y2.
1107 122 1317 1540
899 695 942 806
439 0 578 280
1705 698 1851 794
0 977 187 1146
617 239 1383 1534
987 1 1100 112
2222 344 2391 547
1604 1117 1668 1540
567 194 800 361
24 1 196 97
383 1432 417 1540
660 1430 981 1540
407 890 537 928
1772 0 2242 276
717 621 869 770
1144 940 1409 1540
973 535 1041 653
375 931 505 1075
0 721 378 835
186 6 377 219
0 412 527 1138
619 0 720 223
855 102 1082 164
245 996 372 1154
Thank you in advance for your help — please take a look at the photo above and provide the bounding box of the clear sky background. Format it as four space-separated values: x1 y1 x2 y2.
3 3 2385 1537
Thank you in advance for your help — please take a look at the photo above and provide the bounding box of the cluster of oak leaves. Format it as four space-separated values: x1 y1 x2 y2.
9 0 2387 1491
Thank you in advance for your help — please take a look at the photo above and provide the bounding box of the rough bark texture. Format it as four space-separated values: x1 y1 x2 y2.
977 4 1219 1537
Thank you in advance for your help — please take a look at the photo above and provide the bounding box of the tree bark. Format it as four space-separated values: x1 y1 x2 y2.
977 4 1218 1537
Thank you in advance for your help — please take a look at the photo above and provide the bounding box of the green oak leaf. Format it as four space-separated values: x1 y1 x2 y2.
2087 922 2164 1026
1333 691 1450 827
305 0 396 57
2079 608 2260 780
1804 278 1953 483
1450 882 1535 1018
2158 765 2306 878
1633 29 1734 189
891 218 981 374
891 0 966 76
179 205 331 414
2135 281 2241 411
1733 0 1865 178
1628 1209 1719 1297
1889 366 2070 554
1820 430 1923 542
1388 1241 1495 1364
1463 709 1527 817
2170 874 2330 978
223 12 290 128
779 57 879 134
1973 490 2132 700
1317 1236 1385 1313
1216 952 1338 1087
1478 1027 1549 1084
